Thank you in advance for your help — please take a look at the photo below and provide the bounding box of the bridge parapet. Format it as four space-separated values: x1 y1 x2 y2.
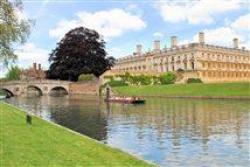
0 79 99 96
0 79 73 85
0 80 72 96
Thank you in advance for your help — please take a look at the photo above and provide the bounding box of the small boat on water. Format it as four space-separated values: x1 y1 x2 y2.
105 96 145 104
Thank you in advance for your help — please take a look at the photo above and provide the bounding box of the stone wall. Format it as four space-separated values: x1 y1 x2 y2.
69 81 99 95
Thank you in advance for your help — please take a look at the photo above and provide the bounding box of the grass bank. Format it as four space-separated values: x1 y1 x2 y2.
113 82 250 98
0 102 153 167
0 90 4 96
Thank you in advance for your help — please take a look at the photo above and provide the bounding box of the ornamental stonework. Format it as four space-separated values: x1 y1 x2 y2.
111 32 250 83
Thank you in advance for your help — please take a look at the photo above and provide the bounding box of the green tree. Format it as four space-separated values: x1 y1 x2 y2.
0 0 32 66
5 66 21 80
78 74 95 82
138 75 151 85
47 27 115 81
160 72 176 84
152 75 160 85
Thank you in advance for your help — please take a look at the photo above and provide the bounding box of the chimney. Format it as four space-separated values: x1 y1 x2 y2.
136 44 142 55
38 64 41 70
33 63 37 70
199 32 205 44
233 38 238 48
171 36 177 48
153 40 160 51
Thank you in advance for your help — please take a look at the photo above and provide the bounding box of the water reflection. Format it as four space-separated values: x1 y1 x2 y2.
5 96 250 167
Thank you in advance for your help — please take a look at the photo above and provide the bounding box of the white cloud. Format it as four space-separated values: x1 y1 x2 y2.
180 13 250 48
49 9 146 41
202 27 240 46
231 13 250 31
15 43 49 70
153 32 164 38
156 0 241 25
1 43 49 77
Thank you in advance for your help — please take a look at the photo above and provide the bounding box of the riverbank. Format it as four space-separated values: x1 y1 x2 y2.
0 102 153 167
113 82 250 99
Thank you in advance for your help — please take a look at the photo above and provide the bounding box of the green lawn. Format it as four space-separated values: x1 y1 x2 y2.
113 82 250 98
0 90 4 96
0 102 153 167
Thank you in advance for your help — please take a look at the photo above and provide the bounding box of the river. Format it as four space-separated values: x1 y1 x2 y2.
5 95 250 167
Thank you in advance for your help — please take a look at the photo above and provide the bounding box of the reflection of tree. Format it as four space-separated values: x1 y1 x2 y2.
6 96 44 116
7 95 249 152
108 98 249 148
49 99 108 141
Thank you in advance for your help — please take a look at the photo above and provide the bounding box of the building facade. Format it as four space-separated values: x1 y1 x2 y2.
112 32 250 83
20 63 46 80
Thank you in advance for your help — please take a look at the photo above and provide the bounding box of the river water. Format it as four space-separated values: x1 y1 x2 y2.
5 95 250 167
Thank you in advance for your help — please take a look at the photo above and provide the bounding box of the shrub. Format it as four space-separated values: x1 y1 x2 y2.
152 76 160 85
78 74 95 81
159 72 176 84
103 75 114 81
130 75 140 85
5 66 21 81
106 80 128 87
187 78 203 83
139 75 152 85
124 72 133 83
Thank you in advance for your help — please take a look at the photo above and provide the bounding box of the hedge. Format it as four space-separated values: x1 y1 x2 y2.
187 78 203 83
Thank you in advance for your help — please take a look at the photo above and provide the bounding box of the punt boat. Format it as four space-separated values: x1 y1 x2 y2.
105 97 145 104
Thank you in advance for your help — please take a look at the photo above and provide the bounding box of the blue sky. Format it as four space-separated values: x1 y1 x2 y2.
10 0 250 71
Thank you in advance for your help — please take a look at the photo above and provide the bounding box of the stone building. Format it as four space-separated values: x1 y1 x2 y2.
20 63 46 80
112 32 250 83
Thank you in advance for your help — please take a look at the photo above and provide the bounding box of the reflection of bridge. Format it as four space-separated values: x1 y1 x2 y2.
0 80 72 96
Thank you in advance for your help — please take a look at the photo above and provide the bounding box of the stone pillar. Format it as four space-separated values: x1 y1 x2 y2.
153 40 160 51
136 44 142 56
233 38 238 48
171 36 177 48
38 64 41 70
199 32 205 44
33 63 37 70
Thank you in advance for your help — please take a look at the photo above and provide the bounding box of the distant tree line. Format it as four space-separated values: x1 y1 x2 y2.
104 72 177 87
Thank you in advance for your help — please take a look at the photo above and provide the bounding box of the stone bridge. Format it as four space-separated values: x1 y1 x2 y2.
0 80 72 97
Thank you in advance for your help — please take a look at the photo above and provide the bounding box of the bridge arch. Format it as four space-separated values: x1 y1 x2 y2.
49 86 68 96
1 88 14 97
27 85 43 96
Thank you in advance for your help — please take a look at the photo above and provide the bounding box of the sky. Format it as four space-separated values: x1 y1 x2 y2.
5 0 250 73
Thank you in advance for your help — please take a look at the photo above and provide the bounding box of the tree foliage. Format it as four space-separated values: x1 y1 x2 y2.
187 78 203 84
5 65 21 80
106 80 128 87
159 72 176 84
78 74 95 82
0 0 32 66
47 27 115 81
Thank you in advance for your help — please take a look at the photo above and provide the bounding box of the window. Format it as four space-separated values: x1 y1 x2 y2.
208 63 211 68
191 62 195 70
184 62 187 70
